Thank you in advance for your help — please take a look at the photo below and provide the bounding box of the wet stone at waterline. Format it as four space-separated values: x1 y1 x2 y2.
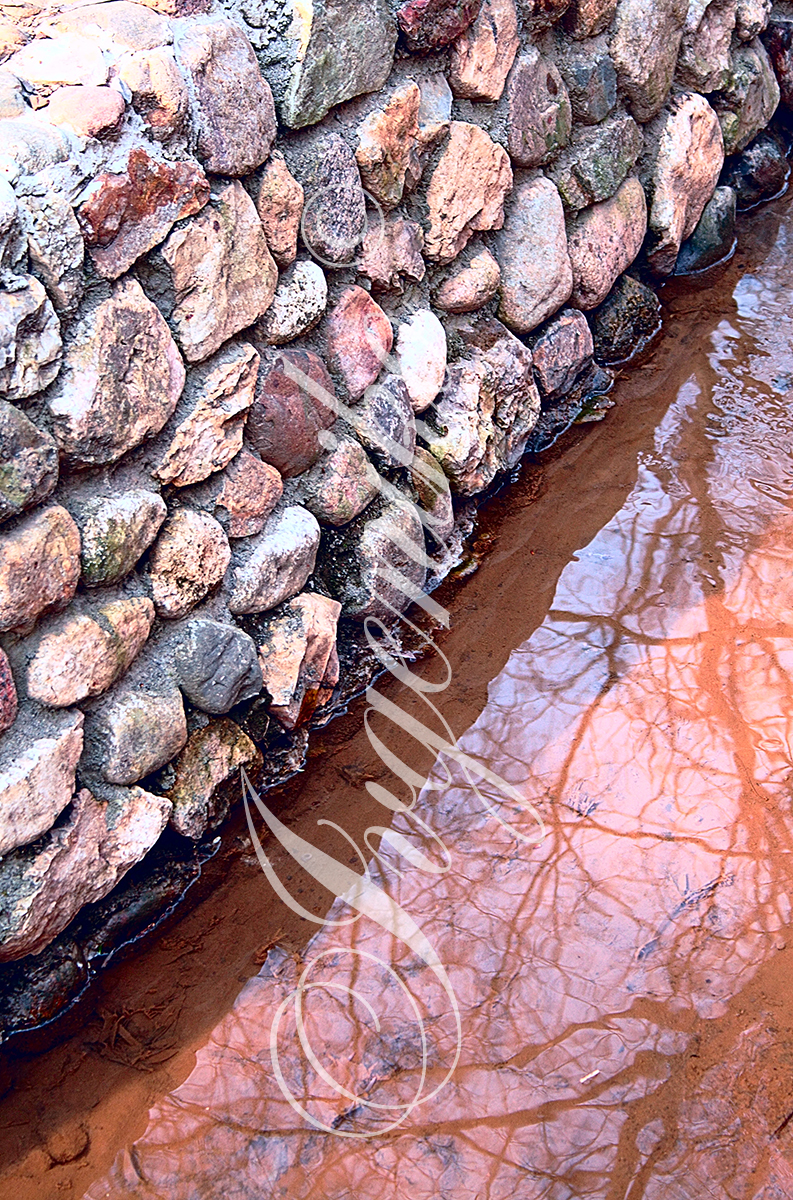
589 273 662 362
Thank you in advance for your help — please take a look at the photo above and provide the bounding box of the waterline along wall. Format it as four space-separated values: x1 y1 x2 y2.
0 0 791 1034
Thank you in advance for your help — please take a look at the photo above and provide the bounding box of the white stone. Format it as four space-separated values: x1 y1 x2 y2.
6 35 108 89
257 261 328 346
228 505 321 616
395 310 447 414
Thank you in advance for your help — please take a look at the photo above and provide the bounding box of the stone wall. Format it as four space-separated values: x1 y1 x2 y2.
0 0 791 995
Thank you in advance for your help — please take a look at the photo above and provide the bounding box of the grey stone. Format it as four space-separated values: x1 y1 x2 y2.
174 16 277 175
319 497 427 621
0 178 25 279
46 277 184 466
0 117 71 178
416 72 453 152
0 70 24 121
721 130 790 208
15 179 85 316
227 505 321 616
0 708 83 856
675 185 736 273
73 490 167 587
549 111 644 213
290 133 367 267
590 273 661 363
554 37 617 125
736 0 771 40
173 618 262 713
0 275 62 401
495 177 573 334
506 49 572 167
712 38 780 154
609 0 688 121
255 0 396 130
677 0 737 91
351 374 416 470
0 401 58 525
84 661 187 786
295 436 380 527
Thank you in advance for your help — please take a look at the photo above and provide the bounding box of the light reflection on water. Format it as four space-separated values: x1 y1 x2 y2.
86 224 793 1199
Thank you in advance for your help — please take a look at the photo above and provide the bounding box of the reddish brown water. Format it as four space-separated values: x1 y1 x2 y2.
4 193 793 1199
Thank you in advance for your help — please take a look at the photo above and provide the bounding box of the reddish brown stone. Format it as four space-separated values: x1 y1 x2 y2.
435 248 501 312
257 592 342 728
45 85 126 139
324 286 393 399
254 152 304 270
246 349 337 478
117 47 189 141
358 215 425 293
530 307 593 395
449 0 520 102
0 648 17 734
153 180 277 363
398 0 482 51
214 449 283 538
0 506 81 634
354 82 421 209
26 598 155 708
78 147 210 280
424 122 512 263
